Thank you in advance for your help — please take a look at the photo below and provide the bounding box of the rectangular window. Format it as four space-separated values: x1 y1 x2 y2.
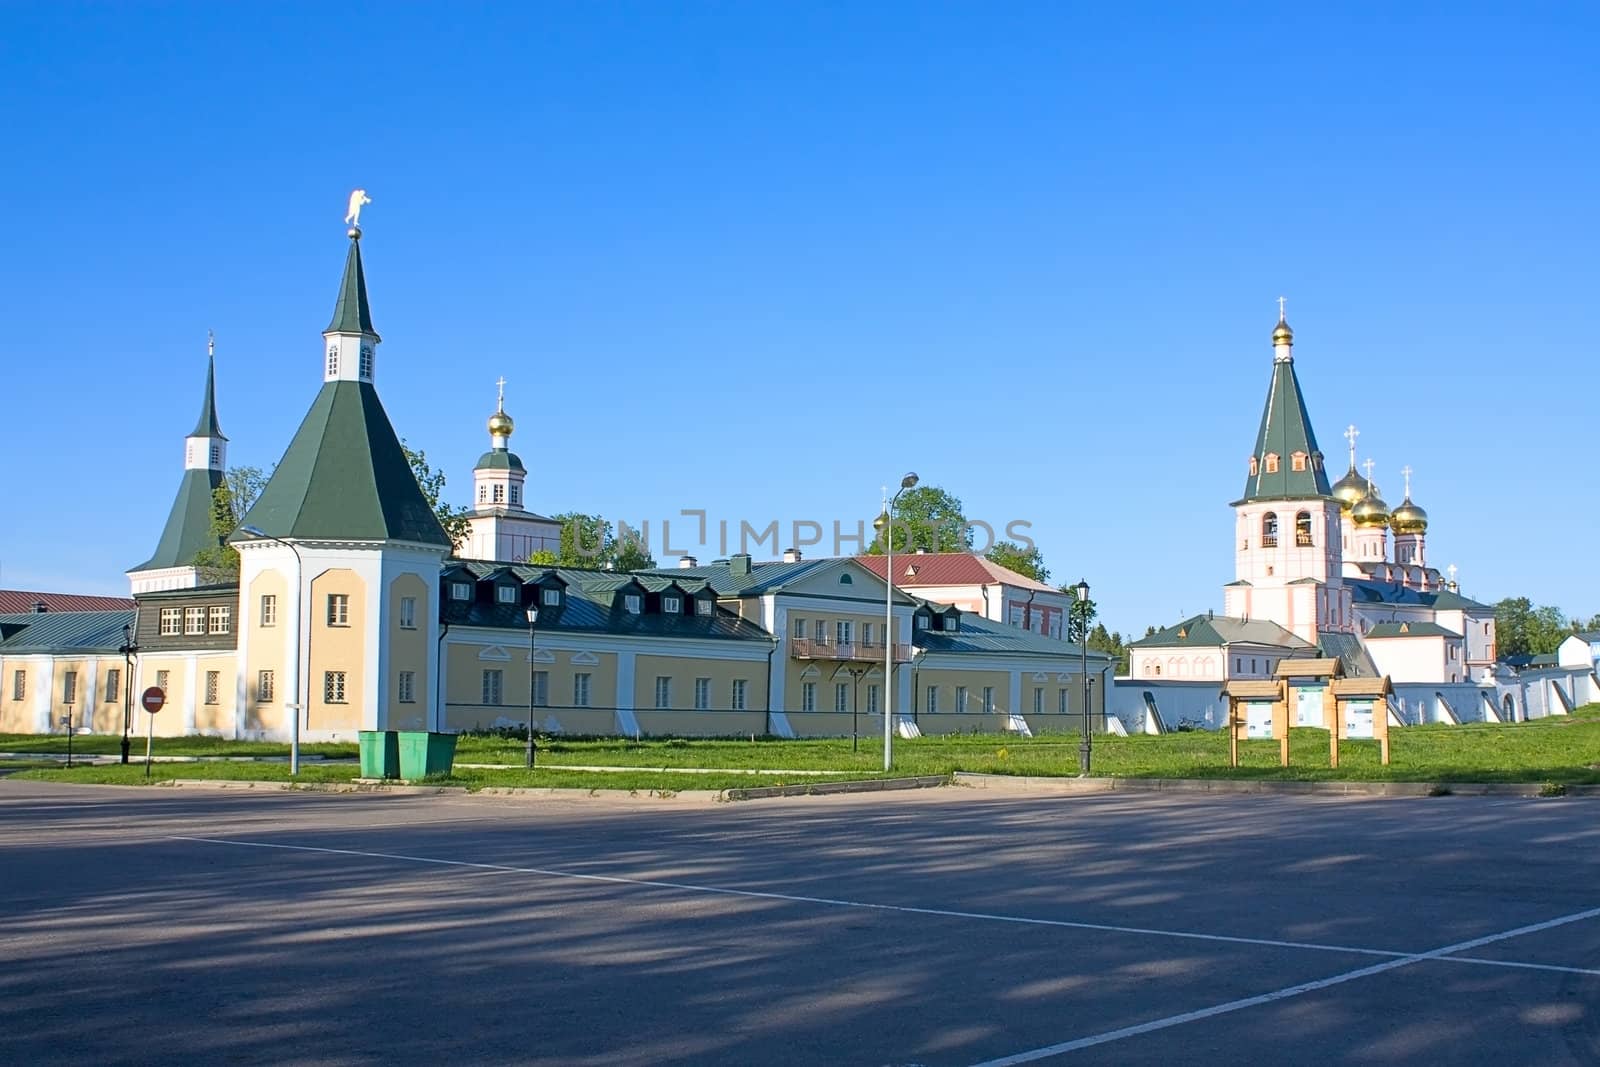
63 671 78 705
695 677 710 710
12 670 24 702
259 669 275 704
801 681 816 712
814 619 827 643
209 606 231 634
205 671 220 705
982 686 994 714
496 584 517 604
696 598 713 616
400 596 417 628
655 676 672 709
731 679 748 711
956 686 968 714
324 671 347 704
625 594 642 614
664 596 681 614
482 669 503 706
260 595 277 627
926 686 938 714
326 347 339 377
835 682 849 712
532 670 549 707
156 669 170 692
509 485 520 505
327 594 350 626
184 607 206 635
397 670 414 703
862 622 874 647
1033 687 1043 714
1059 689 1069 715
451 581 472 601
209 444 220 465
867 684 879 714
105 668 121 703
836 621 852 646
542 587 561 606
573 672 591 707
792 617 807 639
492 484 505 503
160 608 181 635
358 345 373 380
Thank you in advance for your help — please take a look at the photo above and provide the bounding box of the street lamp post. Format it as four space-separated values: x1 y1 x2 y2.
118 623 139 765
876 472 919 773
525 606 540 768
241 525 304 775
1076 578 1092 775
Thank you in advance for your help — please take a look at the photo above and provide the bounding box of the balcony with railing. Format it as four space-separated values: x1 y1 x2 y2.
790 637 912 664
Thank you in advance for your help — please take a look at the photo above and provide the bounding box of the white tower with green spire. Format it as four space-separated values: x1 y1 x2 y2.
461 379 561 561
1222 304 1353 642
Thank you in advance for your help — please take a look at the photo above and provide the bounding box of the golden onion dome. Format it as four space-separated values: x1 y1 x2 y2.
1351 489 1391 528
1272 319 1293 346
487 410 515 437
1390 497 1428 534
1330 466 1368 512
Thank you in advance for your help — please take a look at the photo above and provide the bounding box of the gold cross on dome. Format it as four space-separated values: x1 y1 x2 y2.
1401 465 1413 497
496 376 506 410
1277 295 1287 321
1363 459 1375 485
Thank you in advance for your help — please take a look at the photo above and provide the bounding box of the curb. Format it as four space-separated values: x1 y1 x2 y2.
952 773 1600 798
724 774 950 801
157 778 726 801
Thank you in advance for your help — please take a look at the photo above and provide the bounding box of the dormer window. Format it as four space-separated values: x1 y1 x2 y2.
663 595 681 614
1291 452 1307 472
625 594 641 614
695 599 713 617
326 345 339 376
496 585 517 604
450 581 471 601
1249 456 1259 476
914 615 928 630
1264 453 1280 474
942 615 958 631
541 587 561 607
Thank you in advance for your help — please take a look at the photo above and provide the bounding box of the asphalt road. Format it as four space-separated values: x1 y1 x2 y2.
2 780 1596 1065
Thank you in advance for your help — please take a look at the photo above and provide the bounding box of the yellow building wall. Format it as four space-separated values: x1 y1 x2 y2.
441 637 618 733
307 568 366 733
633 711 769 737
0 660 37 733
243 569 288 735
388 574 431 731
633 654 768 712
193 654 239 734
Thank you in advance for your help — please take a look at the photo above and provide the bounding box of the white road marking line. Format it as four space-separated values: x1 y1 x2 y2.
168 835 1410 959
969 905 1600 1066
1444 955 1600 978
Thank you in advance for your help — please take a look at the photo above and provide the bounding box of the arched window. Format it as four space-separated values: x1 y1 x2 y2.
1262 512 1279 548
1249 456 1259 477
1502 693 1516 722
1264 453 1280 473
1295 511 1313 547
1291 451 1307 471
1151 663 1162 676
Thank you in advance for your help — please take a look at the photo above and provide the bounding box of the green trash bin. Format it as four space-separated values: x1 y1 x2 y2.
359 730 401 779
398 731 458 779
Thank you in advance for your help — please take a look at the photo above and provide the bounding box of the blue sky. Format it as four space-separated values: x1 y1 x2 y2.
1 3 1595 635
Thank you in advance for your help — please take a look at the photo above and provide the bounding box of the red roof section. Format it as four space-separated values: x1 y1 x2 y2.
854 554 1058 592
0 590 136 614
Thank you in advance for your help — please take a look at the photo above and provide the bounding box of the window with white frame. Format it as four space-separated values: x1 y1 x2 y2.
1059 689 1069 714
496 585 517 604
835 682 849 712
492 484 505 504
696 598 712 616
359 345 373 380
793 617 806 639
478 485 488 503
914 615 928 630
209 606 230 634
956 686 968 713
982 686 994 713
400 596 417 628
655 676 671 708
324 671 347 704
801 681 816 712
694 677 710 710
259 669 275 704
205 671 220 705
451 581 471 601
943 615 958 631
836 621 852 646
326 345 339 377
184 607 206 635
1033 687 1043 714
155 670 170 692
867 684 879 714
664 596 681 614
574 672 591 706
926 686 938 714
260 595 277 627
542 587 561 606
862 622 874 647
532 671 548 707
731 679 747 711
814 619 827 643
327 594 349 626
160 608 181 635
482 669 503 706
62 671 77 705
105 669 120 702
209 444 221 465
12 670 24 702
510 485 520 506
397 671 414 703
625 594 642 614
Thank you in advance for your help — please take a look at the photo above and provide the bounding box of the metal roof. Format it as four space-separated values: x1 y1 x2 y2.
0 610 137 654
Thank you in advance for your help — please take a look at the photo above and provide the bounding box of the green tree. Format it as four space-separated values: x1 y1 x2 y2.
1495 597 1572 657
1062 583 1097 644
193 465 270 576
401 440 472 552
528 512 658 571
868 485 972 554
985 540 1049 583
1086 622 1130 674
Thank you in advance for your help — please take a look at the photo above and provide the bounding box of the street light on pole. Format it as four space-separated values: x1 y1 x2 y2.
241 525 304 775
1076 577 1092 775
524 606 540 768
118 623 139 765
875 472 919 773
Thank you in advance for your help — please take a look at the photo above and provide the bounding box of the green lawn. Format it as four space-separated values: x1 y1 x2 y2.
7 705 1600 789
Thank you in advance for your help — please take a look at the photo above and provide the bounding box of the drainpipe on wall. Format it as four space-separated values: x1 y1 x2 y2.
764 643 776 737
435 620 451 733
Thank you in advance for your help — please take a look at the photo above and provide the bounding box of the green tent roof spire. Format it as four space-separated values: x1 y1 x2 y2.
325 232 379 338
190 338 227 439
1234 312 1333 504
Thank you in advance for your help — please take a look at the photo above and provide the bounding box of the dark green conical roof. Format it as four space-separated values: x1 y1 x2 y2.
325 236 379 338
130 466 225 572
190 354 226 439
1235 337 1333 504
234 380 449 546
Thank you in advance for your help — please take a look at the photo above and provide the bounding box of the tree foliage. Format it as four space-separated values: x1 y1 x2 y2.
401 441 473 553
868 485 973 554
1494 597 1572 658
193 465 270 576
985 540 1049 583
1061 582 1097 645
527 512 658 571
1086 622 1131 674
